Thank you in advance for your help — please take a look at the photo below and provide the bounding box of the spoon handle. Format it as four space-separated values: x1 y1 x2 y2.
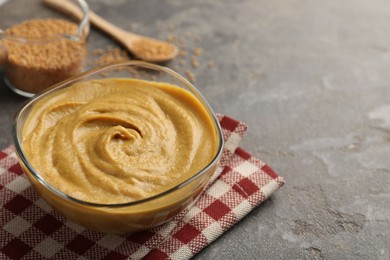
43 0 140 43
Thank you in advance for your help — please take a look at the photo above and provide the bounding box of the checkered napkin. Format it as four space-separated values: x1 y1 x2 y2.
0 114 284 260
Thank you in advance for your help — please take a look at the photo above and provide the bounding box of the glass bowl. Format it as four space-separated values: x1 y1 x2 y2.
12 61 224 233
0 0 89 97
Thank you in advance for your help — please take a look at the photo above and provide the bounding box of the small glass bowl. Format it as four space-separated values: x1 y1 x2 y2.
12 61 224 233
0 0 89 97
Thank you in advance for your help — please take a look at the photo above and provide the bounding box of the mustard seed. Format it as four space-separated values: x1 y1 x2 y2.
194 47 203 57
2 18 87 94
184 70 195 83
191 57 199 69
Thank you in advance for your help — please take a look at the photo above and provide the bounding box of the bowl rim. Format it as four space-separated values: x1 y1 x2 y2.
12 61 225 208
0 0 89 42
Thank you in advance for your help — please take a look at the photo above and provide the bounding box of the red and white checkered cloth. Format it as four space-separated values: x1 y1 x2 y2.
0 114 284 260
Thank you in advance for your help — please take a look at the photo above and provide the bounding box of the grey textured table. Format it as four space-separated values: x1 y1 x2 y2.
1 0 390 259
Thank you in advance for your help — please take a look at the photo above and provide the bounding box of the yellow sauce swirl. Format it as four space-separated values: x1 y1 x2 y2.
22 78 217 204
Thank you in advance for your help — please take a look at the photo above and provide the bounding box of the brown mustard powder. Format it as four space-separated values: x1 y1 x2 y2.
89 46 129 67
87 23 213 84
1 17 212 95
3 18 86 93
88 46 142 79
162 23 217 84
165 31 210 83
132 38 176 59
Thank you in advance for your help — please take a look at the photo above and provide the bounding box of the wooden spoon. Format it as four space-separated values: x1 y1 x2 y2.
43 0 178 63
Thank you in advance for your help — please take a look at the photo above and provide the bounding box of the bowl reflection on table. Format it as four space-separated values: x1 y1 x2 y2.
12 61 224 233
